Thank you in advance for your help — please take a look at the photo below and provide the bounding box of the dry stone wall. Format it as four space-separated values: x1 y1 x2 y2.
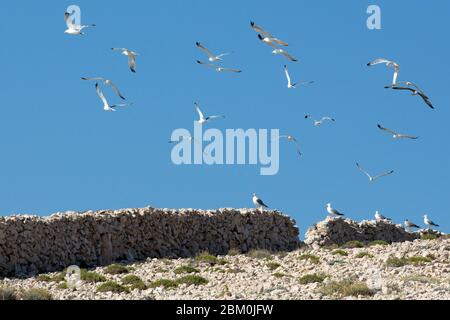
0 208 300 277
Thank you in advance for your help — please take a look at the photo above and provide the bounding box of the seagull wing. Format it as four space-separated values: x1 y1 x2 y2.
219 67 242 73
356 163 372 180
320 117 335 122
81 77 105 81
196 60 216 68
256 198 269 208
271 38 289 46
373 170 394 180
107 81 126 100
95 83 108 106
377 124 397 135
392 67 400 85
250 22 272 37
418 92 434 109
284 65 291 86
64 12 75 28
195 103 205 121
397 134 419 140
111 48 128 52
390 86 416 93
281 51 298 62
128 54 137 73
195 42 215 58
206 115 225 121
367 58 390 66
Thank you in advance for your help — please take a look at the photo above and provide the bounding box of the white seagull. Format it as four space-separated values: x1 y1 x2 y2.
283 65 313 89
367 58 400 85
81 77 126 100
272 49 298 62
196 60 242 73
404 219 421 231
377 124 418 140
64 12 96 35
95 83 131 112
424 215 439 228
356 163 394 182
305 115 335 127
250 21 288 47
252 193 269 211
384 82 434 109
375 211 392 221
278 135 302 157
196 42 231 62
326 203 344 218
111 48 138 73
195 103 225 125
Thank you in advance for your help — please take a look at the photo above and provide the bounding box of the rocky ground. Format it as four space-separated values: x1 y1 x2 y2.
1 238 449 300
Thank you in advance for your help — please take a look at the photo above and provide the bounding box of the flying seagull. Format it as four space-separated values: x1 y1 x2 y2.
195 42 231 62
283 65 313 89
195 103 225 124
326 203 344 218
95 83 131 112
196 60 242 73
111 48 138 73
278 135 302 157
250 21 288 46
356 163 394 182
305 115 335 127
375 211 392 221
377 124 418 140
257 34 288 48
384 83 434 109
424 215 439 228
272 49 298 62
81 77 126 100
367 58 400 85
64 12 96 35
404 219 421 231
252 193 269 211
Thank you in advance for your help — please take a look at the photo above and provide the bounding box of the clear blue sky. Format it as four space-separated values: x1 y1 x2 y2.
0 1 449 237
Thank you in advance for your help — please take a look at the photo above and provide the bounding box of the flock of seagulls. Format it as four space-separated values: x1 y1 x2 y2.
62 9 442 234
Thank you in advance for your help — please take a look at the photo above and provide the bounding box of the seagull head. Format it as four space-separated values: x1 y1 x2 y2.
424 214 428 219
252 193 257 198
326 203 331 208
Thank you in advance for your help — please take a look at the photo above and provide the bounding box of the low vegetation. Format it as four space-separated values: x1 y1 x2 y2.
355 252 374 259
0 287 17 300
176 275 209 286
81 270 107 283
341 241 365 248
298 253 320 264
266 262 281 271
246 249 273 260
368 240 389 246
298 274 327 285
332 249 348 256
149 279 179 289
385 255 433 267
195 252 226 265
273 272 285 278
105 264 130 275
21 288 53 300
319 280 374 298
174 265 200 275
121 275 147 291
96 281 130 293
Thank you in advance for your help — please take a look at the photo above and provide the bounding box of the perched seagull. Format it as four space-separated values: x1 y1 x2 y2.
257 34 288 48
272 49 298 62
111 48 138 73
424 215 439 228
377 124 418 140
250 21 288 46
404 219 421 231
195 103 225 125
81 77 126 100
367 58 400 85
195 42 231 62
278 135 302 157
326 203 344 218
375 211 392 221
64 12 96 35
95 83 130 112
252 193 269 211
305 115 335 127
384 83 434 109
196 60 242 73
356 163 394 182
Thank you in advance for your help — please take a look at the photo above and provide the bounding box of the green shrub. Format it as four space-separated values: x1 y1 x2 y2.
81 270 107 283
341 241 365 248
149 279 179 289
57 282 69 290
195 252 225 265
421 234 439 241
266 262 281 271
174 265 200 275
0 287 17 300
355 252 374 259
385 256 408 267
37 272 65 283
247 250 273 260
319 280 374 297
273 272 284 278
121 275 147 291
105 264 130 275
21 288 53 300
368 240 389 247
407 256 432 265
227 248 241 256
96 281 130 293
176 275 208 286
299 274 327 285
298 254 320 264
332 249 348 256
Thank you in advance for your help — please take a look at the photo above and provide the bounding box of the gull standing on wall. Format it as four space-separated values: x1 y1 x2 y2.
404 219 421 232
326 203 344 218
253 193 269 212
375 211 392 222
424 215 439 229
